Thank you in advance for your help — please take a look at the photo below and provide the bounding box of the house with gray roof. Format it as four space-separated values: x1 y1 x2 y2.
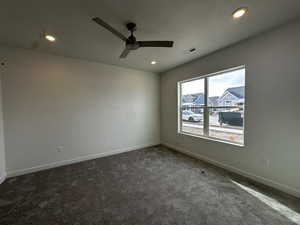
208 96 219 107
181 93 204 113
182 93 219 106
181 86 244 112
218 86 245 107
181 93 221 113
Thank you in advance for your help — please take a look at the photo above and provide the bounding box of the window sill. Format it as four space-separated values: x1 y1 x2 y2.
179 131 245 147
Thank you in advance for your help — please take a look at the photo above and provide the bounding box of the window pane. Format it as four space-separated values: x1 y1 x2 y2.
181 110 204 136
209 107 244 144
181 78 205 111
180 78 204 135
208 68 245 108
208 68 245 144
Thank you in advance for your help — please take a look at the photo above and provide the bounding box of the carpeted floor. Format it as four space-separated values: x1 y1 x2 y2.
0 145 299 225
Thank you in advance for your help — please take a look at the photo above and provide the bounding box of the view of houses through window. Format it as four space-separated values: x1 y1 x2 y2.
179 66 245 145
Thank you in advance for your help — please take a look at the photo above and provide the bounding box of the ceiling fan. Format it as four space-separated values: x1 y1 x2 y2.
92 17 174 59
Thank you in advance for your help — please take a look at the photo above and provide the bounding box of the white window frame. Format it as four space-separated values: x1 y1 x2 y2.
178 65 245 147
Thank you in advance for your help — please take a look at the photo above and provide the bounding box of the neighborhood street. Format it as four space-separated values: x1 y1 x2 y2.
183 122 243 134
182 114 243 143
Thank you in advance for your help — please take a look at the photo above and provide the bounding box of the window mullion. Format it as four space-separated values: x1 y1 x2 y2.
204 77 209 136
178 82 182 133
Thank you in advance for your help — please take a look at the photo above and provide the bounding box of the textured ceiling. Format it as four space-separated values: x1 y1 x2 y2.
1 0 300 73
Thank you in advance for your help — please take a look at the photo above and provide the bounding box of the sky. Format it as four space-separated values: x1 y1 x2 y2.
181 68 245 96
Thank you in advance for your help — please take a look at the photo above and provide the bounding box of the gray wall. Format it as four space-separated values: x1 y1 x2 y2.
1 47 160 176
161 20 300 197
0 72 6 183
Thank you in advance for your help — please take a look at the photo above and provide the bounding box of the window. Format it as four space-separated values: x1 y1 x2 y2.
178 66 245 146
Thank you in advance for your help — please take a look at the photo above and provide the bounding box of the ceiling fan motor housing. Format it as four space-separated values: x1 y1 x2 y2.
126 42 139 50
126 34 139 50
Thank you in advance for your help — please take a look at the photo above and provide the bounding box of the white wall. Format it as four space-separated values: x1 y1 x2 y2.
161 20 300 197
1 47 160 176
0 71 6 183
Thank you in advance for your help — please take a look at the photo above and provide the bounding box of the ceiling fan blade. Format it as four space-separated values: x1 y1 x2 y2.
92 17 127 42
138 41 173 48
120 47 131 58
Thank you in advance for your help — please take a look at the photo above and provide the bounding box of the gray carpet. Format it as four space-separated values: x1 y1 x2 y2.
0 145 299 225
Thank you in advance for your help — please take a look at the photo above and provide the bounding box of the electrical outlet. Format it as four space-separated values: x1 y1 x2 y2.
56 146 64 152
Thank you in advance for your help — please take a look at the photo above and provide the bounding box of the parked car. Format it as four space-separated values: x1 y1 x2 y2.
182 111 203 122
218 112 243 126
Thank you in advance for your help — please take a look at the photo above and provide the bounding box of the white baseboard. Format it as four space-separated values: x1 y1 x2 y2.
0 172 7 184
7 143 159 178
162 142 300 199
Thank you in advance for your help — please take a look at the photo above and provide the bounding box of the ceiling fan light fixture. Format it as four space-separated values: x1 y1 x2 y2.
232 7 248 19
45 35 56 42
151 61 157 65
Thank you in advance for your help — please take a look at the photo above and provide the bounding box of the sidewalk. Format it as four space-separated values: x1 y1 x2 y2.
183 123 243 135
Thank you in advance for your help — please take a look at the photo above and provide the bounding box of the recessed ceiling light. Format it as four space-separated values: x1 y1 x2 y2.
45 35 56 42
232 7 248 19
151 61 157 65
